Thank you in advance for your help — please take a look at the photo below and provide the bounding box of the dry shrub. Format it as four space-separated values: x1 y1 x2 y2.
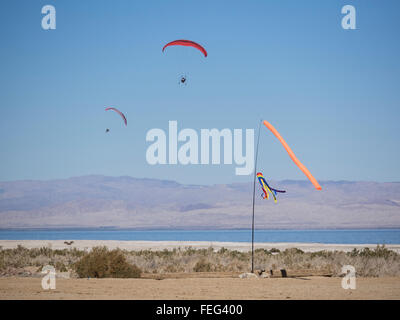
1 245 399 277
74 246 141 278
193 259 212 272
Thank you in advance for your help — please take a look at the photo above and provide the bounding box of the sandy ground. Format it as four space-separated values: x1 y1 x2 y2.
0 276 399 300
1 240 399 253
1 240 399 299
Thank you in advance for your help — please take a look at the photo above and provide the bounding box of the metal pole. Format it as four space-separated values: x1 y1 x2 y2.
251 120 262 273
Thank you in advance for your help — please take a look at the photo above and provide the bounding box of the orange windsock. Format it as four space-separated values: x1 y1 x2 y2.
263 120 322 190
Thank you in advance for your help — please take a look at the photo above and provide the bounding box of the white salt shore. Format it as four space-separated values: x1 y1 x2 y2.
1 240 399 253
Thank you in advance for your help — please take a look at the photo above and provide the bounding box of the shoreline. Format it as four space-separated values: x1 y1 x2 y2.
1 240 399 253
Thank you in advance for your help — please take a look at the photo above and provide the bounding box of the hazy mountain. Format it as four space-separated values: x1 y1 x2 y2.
0 175 399 229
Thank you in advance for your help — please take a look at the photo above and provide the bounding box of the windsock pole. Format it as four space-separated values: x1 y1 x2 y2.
251 119 262 273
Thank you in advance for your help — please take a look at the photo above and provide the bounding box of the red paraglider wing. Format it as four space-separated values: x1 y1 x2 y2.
162 40 207 57
105 107 127 126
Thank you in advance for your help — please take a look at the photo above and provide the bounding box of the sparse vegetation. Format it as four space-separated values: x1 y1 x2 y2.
0 245 399 278
193 259 213 272
74 247 141 278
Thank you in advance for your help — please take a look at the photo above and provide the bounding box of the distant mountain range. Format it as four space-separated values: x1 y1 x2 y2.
0 176 399 229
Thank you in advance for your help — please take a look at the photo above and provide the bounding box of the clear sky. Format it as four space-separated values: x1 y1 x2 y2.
1 0 399 184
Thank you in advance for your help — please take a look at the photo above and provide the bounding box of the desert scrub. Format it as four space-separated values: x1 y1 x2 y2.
193 259 213 272
0 245 399 277
348 245 396 259
74 246 141 278
55 261 68 272
344 245 400 277
0 246 31 268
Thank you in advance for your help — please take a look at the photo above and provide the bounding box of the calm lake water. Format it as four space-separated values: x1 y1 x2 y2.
0 229 399 244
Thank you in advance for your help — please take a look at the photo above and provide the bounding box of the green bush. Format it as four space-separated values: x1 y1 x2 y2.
74 246 141 278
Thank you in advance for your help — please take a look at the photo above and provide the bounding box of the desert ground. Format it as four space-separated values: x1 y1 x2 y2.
1 276 399 300
1 240 399 300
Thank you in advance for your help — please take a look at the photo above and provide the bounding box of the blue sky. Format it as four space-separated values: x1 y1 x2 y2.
0 0 399 184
